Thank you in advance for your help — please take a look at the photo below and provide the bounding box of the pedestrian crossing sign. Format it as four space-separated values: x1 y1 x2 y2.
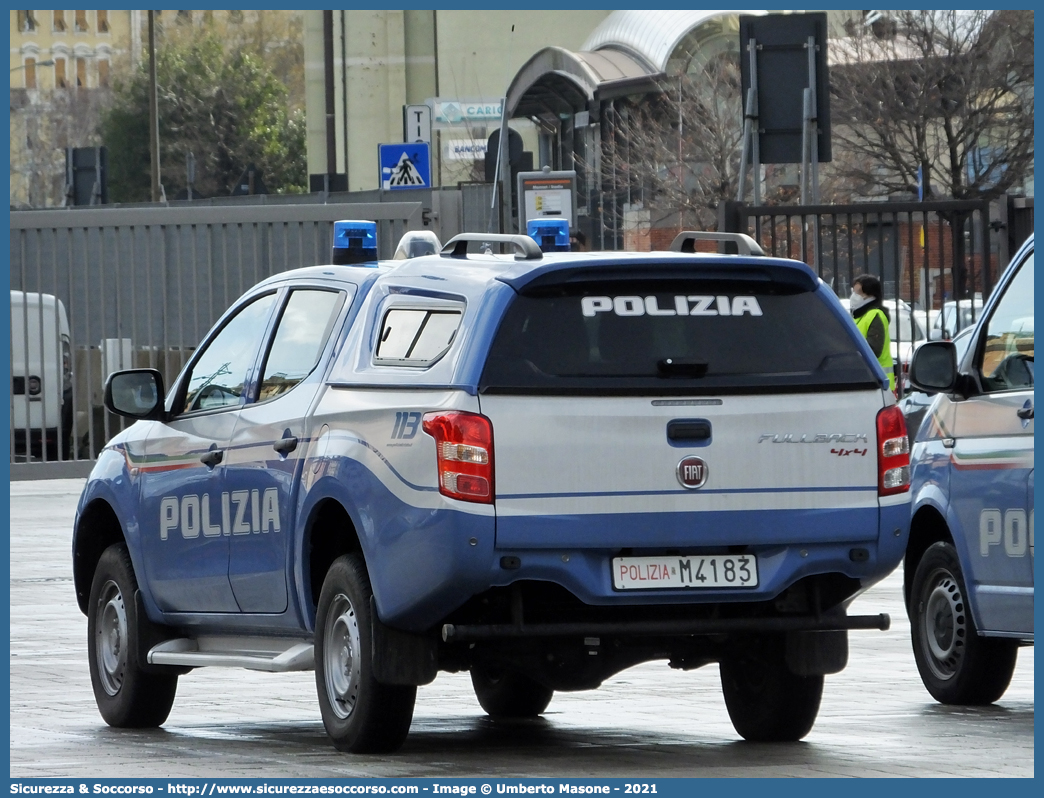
379 143 431 190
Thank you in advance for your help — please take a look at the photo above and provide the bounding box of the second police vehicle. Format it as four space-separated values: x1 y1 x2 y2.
904 233 1033 704
73 223 911 752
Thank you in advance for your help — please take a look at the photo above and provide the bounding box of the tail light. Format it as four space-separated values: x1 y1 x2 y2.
27 375 42 396
422 411 494 504
877 405 910 495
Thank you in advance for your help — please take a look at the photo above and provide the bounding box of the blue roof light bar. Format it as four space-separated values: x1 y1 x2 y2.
332 220 378 265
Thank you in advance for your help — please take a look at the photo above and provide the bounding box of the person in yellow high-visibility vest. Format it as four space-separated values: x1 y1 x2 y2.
850 273 895 393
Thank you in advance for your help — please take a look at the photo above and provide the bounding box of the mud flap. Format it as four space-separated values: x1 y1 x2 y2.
370 596 438 686
786 629 849 675
134 591 191 675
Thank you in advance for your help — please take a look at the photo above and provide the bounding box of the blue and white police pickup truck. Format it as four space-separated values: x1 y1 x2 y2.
73 224 911 753
904 234 1034 705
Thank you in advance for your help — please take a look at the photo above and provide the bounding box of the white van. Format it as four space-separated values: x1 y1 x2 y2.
10 291 73 460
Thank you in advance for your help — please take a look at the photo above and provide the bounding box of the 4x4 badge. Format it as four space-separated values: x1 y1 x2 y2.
676 456 708 489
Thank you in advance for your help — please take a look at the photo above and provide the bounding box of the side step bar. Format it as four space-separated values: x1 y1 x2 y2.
442 613 890 642
148 636 314 672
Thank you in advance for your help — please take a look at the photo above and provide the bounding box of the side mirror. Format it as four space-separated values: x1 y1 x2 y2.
104 369 166 420
909 342 958 394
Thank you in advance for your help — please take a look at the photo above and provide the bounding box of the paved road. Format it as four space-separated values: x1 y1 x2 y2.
10 479 1034 778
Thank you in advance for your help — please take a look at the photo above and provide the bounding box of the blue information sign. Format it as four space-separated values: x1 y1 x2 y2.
379 143 431 190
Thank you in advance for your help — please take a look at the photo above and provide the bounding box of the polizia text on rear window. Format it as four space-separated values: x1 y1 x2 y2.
480 279 879 395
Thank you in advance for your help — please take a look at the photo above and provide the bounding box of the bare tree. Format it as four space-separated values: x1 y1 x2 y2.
595 57 743 238
829 10 1033 200
590 53 813 245
10 87 109 208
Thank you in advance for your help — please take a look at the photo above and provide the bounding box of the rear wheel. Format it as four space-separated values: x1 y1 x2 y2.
910 542 1018 704
314 554 416 753
87 543 178 727
719 635 822 742
471 665 553 718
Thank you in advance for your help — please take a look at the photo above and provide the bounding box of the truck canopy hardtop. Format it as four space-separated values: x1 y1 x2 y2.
322 249 880 395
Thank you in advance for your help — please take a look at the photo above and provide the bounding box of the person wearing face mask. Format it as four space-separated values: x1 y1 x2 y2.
850 273 895 392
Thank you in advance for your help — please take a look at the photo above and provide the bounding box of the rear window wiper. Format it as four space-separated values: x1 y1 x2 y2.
657 358 708 378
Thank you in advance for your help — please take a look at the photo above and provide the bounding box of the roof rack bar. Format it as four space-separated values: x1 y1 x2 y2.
670 231 765 257
441 233 543 261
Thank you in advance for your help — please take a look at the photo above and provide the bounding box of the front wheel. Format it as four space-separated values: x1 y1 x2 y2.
87 543 178 727
909 542 1018 704
471 665 553 718
719 635 822 742
314 554 416 753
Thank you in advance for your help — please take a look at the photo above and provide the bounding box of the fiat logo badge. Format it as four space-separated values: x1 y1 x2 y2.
676 456 708 489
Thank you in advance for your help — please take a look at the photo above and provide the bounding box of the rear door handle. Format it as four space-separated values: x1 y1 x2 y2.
1017 406 1034 420
667 419 711 443
273 436 298 455
200 449 223 468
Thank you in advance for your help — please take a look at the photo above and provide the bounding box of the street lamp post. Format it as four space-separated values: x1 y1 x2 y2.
11 59 54 91
10 59 56 70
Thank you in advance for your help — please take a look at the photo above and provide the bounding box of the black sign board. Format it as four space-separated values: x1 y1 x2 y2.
231 163 268 195
65 146 108 205
739 13 831 163
310 173 348 193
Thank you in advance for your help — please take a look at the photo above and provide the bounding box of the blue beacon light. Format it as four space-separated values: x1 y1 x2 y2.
332 220 378 265
526 218 570 252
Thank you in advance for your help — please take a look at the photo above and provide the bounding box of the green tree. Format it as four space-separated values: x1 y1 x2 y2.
99 31 306 202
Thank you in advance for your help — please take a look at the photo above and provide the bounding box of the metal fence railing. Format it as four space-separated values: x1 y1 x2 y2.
10 201 423 478
720 197 1009 398
11 190 1030 477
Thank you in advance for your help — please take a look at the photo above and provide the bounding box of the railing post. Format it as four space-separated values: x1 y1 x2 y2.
996 195 1011 281
717 201 746 254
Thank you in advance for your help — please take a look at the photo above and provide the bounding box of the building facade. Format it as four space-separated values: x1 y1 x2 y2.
10 10 134 207
302 10 614 193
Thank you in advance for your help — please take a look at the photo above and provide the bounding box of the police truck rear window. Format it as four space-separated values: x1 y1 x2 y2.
480 279 878 394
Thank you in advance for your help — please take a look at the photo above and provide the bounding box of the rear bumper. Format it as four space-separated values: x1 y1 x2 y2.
481 502 911 609
472 539 900 611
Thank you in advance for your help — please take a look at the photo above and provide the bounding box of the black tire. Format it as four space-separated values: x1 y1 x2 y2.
909 541 1018 704
719 635 823 742
314 554 416 753
87 543 178 727
470 665 554 718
